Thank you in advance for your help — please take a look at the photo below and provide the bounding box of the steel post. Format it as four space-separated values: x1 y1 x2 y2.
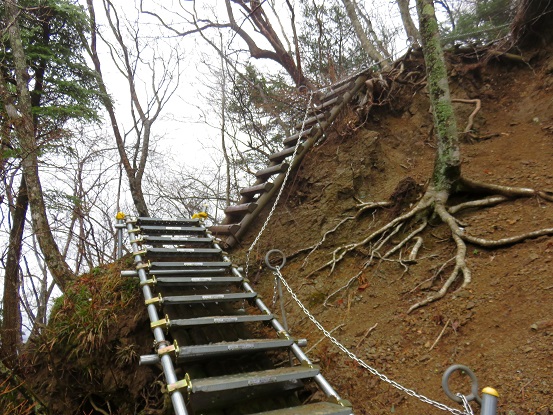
481 387 499 415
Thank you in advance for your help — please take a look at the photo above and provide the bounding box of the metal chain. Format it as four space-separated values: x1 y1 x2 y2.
457 394 475 415
272 267 469 415
245 91 314 277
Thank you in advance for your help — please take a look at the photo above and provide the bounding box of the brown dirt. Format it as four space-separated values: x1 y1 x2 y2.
232 48 553 415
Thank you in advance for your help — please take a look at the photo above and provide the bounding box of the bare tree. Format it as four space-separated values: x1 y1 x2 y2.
141 0 312 88
340 0 392 70
85 0 182 217
397 0 421 44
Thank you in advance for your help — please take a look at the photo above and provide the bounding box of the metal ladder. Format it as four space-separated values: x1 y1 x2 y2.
122 215 354 415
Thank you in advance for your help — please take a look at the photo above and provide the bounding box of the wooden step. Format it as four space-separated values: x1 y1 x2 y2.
209 224 240 235
240 182 274 198
283 127 313 147
269 145 304 163
294 112 327 130
224 203 257 215
321 80 354 102
255 163 289 180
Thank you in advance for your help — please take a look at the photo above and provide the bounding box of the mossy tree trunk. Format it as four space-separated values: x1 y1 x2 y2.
4 0 75 291
416 0 461 196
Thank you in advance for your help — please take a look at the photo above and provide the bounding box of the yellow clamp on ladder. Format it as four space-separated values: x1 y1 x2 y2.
192 211 208 220
115 211 126 220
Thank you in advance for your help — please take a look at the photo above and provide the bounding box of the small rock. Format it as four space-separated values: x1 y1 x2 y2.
466 301 476 310
523 346 534 353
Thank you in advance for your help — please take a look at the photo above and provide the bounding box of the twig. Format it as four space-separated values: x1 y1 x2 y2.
306 323 346 355
429 319 450 351
355 323 378 349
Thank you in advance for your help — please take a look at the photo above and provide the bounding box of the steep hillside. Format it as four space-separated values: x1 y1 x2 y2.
232 47 553 415
12 47 552 415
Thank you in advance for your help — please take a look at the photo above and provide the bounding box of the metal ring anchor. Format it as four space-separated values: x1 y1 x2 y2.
265 249 286 271
442 364 482 405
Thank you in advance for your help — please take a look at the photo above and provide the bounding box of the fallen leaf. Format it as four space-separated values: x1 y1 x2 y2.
358 283 369 291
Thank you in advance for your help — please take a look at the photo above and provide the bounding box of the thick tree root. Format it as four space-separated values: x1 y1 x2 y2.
295 176 552 313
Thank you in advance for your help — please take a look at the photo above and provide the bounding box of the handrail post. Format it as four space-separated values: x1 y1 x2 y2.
115 212 126 259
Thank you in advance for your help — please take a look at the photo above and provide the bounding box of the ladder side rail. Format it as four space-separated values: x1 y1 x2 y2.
126 220 189 415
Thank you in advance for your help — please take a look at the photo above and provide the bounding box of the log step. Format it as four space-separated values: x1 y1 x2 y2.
269 145 304 163
224 203 257 215
294 112 327 130
209 224 240 235
255 163 289 180
240 182 274 198
321 80 354 102
283 127 313 147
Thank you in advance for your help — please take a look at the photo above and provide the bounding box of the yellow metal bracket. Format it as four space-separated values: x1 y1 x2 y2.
167 373 191 393
140 276 157 287
158 340 179 358
151 314 170 332
115 211 126 220
136 261 151 270
145 293 162 306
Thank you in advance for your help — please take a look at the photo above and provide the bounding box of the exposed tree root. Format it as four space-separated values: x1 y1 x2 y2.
297 176 552 313
452 98 481 134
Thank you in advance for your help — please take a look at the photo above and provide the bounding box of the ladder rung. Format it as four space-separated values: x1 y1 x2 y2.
142 236 212 245
240 182 274 198
146 247 221 256
162 292 256 305
321 80 354 101
224 203 257 215
176 339 292 361
135 217 201 227
294 112 327 130
282 127 313 147
308 96 342 115
149 268 230 277
255 163 289 180
139 225 205 235
149 261 231 269
155 276 242 286
188 366 320 394
268 145 304 163
250 402 353 415
209 224 240 235
169 314 273 328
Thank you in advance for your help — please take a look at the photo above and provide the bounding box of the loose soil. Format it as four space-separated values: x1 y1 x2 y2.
16 47 553 415
232 47 553 415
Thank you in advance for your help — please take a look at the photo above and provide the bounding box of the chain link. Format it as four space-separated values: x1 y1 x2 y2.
272 268 469 415
245 91 314 277
457 394 475 415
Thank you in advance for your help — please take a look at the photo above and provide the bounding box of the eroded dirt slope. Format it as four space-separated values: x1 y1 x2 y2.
233 48 553 415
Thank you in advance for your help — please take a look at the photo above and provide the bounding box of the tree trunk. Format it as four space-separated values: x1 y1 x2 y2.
397 0 421 45
86 0 150 217
416 0 460 193
5 0 75 291
1 177 28 367
341 0 391 70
